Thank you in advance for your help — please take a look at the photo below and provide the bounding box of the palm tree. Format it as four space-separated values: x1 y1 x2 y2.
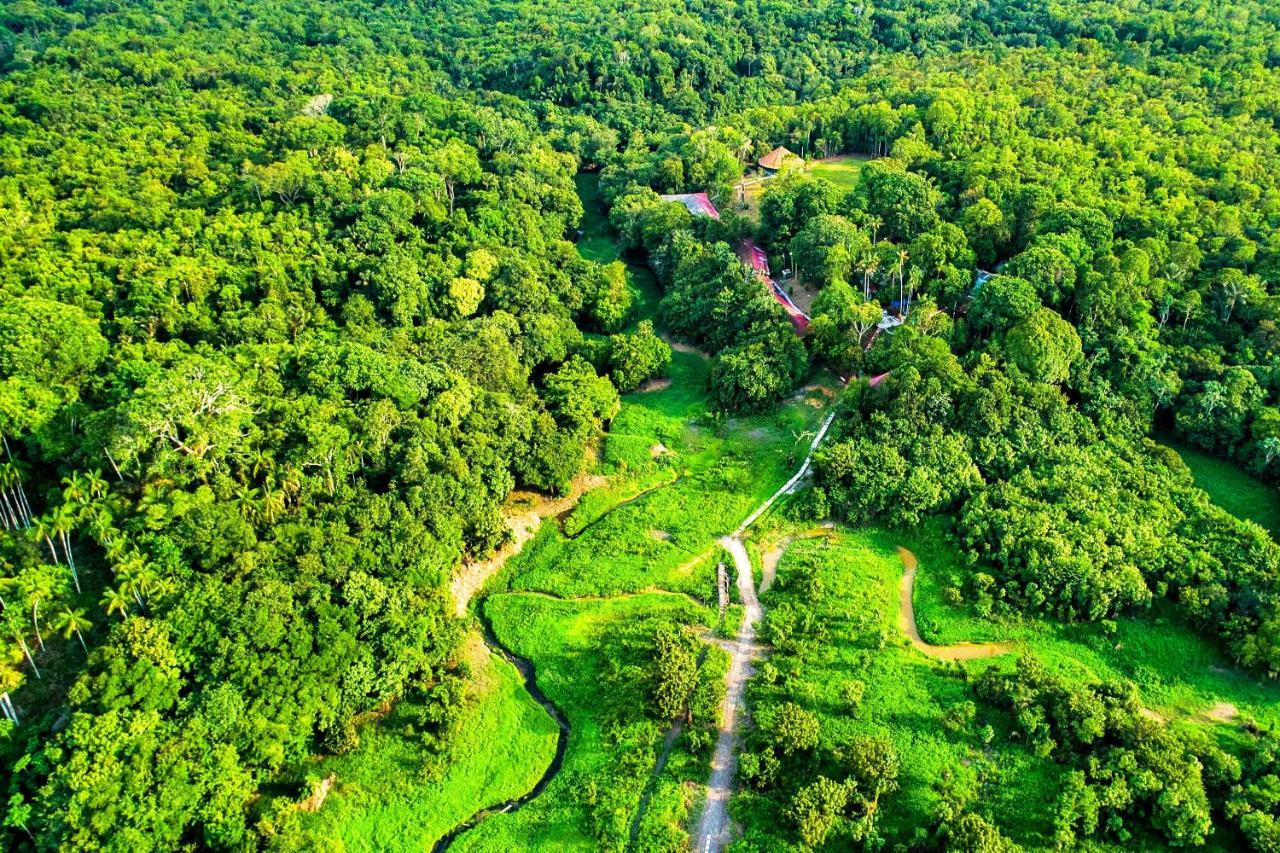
867 215 883 243
1 439 34 524
88 507 116 547
115 555 149 609
0 657 22 725
103 538 126 563
262 488 286 524
0 465 23 530
51 504 80 593
235 486 262 523
251 451 274 480
85 470 109 501
62 473 90 508
862 255 879 300
100 586 130 620
894 249 910 313
906 267 923 316
19 570 54 653
4 610 40 679
30 515 61 567
1259 437 1280 470
55 607 92 657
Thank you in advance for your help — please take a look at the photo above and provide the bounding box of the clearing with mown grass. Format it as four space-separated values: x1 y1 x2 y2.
808 154 870 189
730 521 1280 849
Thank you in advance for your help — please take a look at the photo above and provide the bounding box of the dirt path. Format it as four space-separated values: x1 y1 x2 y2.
662 334 711 359
692 410 838 853
694 536 761 853
759 525 835 594
450 473 606 615
896 547 1015 661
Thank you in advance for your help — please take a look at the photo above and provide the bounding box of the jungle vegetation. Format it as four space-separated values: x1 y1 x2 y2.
1 0 1279 849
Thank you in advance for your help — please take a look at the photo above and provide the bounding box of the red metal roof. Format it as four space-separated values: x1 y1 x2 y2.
737 238 809 334
659 192 721 220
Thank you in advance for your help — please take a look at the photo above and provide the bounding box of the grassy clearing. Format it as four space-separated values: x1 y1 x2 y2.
738 527 1059 848
1164 440 1280 538
499 369 837 599
453 592 718 851
808 155 870 189
302 634 559 851
910 519 1280 733
737 519 1280 849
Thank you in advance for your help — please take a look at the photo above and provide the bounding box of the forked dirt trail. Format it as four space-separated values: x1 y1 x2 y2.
896 547 1015 661
692 409 837 853
694 536 761 852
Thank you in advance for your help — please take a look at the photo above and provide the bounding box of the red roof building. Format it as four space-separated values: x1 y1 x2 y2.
737 238 810 334
658 192 721 219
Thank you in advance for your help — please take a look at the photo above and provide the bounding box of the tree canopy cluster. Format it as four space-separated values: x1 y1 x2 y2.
0 3 647 846
2 0 1280 847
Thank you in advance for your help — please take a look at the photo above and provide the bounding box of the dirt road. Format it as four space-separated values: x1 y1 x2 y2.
691 410 837 853
896 546 1014 661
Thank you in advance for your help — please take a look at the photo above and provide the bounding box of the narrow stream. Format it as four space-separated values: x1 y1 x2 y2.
431 603 570 852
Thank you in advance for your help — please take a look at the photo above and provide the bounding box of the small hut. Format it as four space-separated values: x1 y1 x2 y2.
758 146 800 176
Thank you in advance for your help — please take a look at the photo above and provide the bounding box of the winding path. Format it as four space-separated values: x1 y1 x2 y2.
692 410 838 853
896 547 1015 661
759 525 836 594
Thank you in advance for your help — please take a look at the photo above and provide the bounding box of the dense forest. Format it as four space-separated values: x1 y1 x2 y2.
1 0 1279 849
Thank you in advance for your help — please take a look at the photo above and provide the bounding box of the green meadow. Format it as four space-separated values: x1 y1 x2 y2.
1164 441 1280 539
808 155 870 189
453 592 721 852
733 517 1280 849
301 638 559 851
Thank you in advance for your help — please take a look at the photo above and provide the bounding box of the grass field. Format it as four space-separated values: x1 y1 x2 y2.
736 527 1060 848
808 155 870 189
909 518 1280 732
496 359 837 599
452 592 719 851
301 634 559 851
732 519 1280 849
1165 440 1280 539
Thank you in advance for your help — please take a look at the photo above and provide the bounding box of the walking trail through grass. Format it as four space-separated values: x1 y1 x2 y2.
692 410 838 853
896 546 1015 660
759 525 835 594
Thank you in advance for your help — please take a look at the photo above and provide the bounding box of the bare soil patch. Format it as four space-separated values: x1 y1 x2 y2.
1205 701 1239 723
637 377 672 393
297 774 337 813
661 334 710 358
